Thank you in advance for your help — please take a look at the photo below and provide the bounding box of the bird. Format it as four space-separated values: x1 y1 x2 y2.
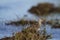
37 18 46 31
38 18 43 31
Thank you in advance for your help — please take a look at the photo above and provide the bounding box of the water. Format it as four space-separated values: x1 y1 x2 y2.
0 0 60 40
46 25 60 40
0 22 23 38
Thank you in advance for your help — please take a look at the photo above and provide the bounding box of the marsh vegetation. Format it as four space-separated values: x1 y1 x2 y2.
0 3 60 40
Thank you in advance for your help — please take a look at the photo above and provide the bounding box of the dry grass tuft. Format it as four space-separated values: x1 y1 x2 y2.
15 24 52 40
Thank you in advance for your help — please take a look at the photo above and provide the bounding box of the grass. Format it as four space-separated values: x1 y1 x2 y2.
46 20 60 28
28 3 60 16
5 19 38 26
